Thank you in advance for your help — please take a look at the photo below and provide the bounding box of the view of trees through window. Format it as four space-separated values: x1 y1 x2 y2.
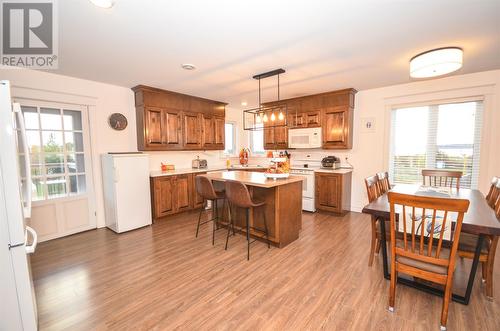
390 101 482 189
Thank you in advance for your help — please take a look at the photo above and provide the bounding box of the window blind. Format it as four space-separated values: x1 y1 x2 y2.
389 100 483 189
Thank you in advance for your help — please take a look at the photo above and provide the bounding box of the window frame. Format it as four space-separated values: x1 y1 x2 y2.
388 99 483 189
13 99 93 203
222 121 237 157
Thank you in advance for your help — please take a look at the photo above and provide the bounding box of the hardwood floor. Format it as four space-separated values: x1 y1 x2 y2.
31 211 500 330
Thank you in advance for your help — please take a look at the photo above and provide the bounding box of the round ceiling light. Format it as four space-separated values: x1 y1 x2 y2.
181 64 196 71
89 0 115 8
410 47 463 78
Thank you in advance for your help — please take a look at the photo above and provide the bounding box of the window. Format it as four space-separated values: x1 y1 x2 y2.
250 124 265 155
389 100 483 189
223 122 236 155
16 106 88 201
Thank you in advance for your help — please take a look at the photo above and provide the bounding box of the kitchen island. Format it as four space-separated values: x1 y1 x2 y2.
205 171 304 248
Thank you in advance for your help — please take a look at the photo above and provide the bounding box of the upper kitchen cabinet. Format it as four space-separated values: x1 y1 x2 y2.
262 88 356 149
133 85 227 151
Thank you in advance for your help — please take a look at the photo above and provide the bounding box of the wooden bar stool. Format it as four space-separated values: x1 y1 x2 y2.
195 175 226 245
224 180 270 260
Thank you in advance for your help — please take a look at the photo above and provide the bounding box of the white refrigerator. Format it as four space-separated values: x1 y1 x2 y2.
0 81 38 330
101 153 152 233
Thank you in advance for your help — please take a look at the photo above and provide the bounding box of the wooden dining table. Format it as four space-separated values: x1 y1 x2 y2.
362 184 500 305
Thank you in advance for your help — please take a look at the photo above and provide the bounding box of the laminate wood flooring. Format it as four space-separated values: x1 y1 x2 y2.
31 211 500 330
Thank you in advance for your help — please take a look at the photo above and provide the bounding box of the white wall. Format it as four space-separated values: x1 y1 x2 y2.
2 68 499 227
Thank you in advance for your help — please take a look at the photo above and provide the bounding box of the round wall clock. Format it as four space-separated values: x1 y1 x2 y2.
108 113 128 131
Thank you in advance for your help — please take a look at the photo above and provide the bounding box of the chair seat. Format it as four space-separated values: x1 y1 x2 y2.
251 199 265 207
396 241 451 275
458 232 489 254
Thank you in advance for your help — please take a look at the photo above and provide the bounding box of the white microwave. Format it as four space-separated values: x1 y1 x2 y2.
288 127 322 149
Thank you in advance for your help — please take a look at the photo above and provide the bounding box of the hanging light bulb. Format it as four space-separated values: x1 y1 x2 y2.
263 113 268 122
271 112 276 121
256 113 262 123
278 111 284 121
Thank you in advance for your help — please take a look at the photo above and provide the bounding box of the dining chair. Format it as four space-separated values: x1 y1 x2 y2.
387 192 470 331
376 171 391 194
458 178 500 299
485 176 499 208
365 175 382 266
422 169 462 190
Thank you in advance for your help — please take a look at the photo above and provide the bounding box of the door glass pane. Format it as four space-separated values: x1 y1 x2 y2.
40 108 62 130
18 154 43 177
46 176 66 198
21 107 39 130
69 174 86 195
30 178 45 201
66 154 85 173
17 130 41 154
63 110 83 131
42 131 64 152
64 132 84 152
44 154 64 175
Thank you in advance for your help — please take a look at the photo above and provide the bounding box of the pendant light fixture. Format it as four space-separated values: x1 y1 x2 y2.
243 68 289 131
410 47 463 78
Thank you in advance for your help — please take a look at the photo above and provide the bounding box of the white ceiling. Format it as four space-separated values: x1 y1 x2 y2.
56 0 500 108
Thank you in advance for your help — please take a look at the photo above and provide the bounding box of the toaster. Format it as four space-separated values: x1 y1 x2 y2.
192 156 207 169
321 156 340 169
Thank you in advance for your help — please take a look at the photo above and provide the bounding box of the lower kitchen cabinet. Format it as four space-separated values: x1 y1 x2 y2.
315 171 352 214
151 174 194 221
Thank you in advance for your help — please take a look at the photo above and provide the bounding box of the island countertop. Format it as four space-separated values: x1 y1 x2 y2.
204 170 305 188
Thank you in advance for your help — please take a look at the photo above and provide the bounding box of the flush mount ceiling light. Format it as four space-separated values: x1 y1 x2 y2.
410 47 463 78
89 0 115 8
241 101 248 106
243 68 291 131
181 63 196 70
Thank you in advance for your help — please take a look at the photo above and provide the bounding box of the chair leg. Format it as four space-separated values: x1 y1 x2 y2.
225 202 233 251
246 208 250 261
440 279 453 330
389 269 396 312
262 207 270 249
481 262 487 282
369 218 377 266
195 200 205 238
212 200 217 246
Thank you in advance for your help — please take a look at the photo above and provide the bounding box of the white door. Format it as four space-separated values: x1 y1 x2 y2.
13 99 96 242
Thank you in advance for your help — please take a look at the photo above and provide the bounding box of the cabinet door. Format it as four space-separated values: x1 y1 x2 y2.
163 109 182 148
153 176 175 218
315 173 340 211
175 174 192 212
214 117 225 149
305 110 321 127
274 126 288 148
192 172 207 208
202 115 215 148
183 112 202 149
145 107 163 145
264 127 275 150
288 113 305 128
322 106 352 149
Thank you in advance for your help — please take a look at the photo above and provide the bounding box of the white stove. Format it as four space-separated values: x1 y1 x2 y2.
290 161 320 212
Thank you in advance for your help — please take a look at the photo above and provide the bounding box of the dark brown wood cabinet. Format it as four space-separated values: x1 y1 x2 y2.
263 112 288 149
152 176 176 219
315 171 352 214
133 85 227 151
322 106 353 149
151 174 193 221
262 88 356 150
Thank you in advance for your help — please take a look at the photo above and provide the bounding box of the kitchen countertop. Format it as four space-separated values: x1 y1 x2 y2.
204 170 305 188
313 168 353 174
150 165 266 177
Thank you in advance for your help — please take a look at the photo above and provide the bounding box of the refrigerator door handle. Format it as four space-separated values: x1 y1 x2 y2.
13 103 32 219
24 226 38 254
114 166 119 183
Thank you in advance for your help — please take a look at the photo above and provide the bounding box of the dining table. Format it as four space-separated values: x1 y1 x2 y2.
362 183 500 305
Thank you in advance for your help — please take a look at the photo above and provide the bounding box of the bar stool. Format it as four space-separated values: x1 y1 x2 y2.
224 180 270 260
195 175 226 245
